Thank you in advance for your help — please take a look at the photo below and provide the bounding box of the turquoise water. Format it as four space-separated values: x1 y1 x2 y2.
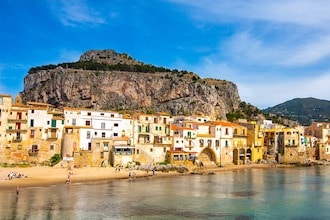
1 166 330 219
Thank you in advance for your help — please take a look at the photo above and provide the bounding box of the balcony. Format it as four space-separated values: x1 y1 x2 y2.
8 118 27 123
28 149 39 157
47 134 58 140
12 137 22 142
6 128 27 133
184 136 195 139
233 133 247 137
285 144 298 148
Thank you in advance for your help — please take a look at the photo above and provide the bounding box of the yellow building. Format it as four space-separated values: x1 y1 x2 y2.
244 121 265 163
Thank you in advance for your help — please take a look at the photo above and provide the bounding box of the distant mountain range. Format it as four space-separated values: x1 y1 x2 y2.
262 97 330 125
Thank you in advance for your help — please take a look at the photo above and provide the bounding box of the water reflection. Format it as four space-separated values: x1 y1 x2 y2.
1 166 330 219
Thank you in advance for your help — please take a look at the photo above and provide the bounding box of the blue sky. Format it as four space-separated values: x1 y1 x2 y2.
1 0 330 109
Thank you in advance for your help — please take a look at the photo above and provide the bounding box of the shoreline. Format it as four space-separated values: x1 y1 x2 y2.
0 164 299 190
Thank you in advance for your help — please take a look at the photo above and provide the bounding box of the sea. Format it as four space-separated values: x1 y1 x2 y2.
1 166 330 220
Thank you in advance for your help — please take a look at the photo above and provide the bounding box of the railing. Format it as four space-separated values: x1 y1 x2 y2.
47 134 58 140
28 149 39 157
6 128 27 133
285 144 298 148
12 137 22 142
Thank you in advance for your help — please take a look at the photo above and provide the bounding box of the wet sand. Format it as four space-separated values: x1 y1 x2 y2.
0 164 290 189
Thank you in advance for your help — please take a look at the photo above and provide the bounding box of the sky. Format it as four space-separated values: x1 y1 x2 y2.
1 0 330 109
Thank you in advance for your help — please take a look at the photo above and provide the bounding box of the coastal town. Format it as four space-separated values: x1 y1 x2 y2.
0 93 329 171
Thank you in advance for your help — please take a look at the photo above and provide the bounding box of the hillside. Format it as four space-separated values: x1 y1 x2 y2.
20 50 245 120
262 97 330 125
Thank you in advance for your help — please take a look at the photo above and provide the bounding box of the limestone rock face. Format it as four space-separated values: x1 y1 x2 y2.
21 50 241 119
79 49 142 65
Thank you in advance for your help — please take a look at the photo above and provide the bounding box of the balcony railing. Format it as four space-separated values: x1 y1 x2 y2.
285 144 298 148
8 118 27 123
28 149 39 157
12 137 22 142
47 134 58 140
6 128 27 133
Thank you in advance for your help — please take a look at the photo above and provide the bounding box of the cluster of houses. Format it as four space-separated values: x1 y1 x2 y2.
0 94 330 168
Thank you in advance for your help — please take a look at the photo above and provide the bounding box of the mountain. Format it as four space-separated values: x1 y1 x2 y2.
20 50 246 120
262 97 330 125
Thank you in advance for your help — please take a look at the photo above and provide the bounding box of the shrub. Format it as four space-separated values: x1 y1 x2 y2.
50 154 61 166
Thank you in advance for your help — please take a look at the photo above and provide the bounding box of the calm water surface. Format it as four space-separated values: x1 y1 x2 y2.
1 166 330 220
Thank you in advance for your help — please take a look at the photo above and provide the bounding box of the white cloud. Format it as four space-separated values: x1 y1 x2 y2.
57 50 82 62
170 0 330 67
281 35 330 66
171 0 330 28
49 0 105 27
238 72 330 109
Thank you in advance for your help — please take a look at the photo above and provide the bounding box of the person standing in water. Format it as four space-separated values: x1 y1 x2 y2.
16 185 20 196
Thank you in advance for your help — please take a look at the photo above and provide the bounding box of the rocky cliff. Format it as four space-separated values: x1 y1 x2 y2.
21 50 241 119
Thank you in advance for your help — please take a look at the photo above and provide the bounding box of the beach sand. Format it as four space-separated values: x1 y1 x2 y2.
0 164 288 190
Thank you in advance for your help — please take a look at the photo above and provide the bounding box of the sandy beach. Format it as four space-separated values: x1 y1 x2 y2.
0 164 289 190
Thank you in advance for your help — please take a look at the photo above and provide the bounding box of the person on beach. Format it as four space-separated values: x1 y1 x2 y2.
16 185 20 196
66 174 71 184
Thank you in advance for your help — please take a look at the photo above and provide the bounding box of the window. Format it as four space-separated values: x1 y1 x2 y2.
47 121 50 125
51 120 56 127
50 145 54 151
72 119 76 126
86 120 91 126
31 145 38 152
87 131 91 139
88 143 92 151
199 139 204 147
100 113 104 116
101 122 105 129
225 128 229 135
225 140 229 147
87 112 91 116
30 130 35 138
103 142 109 152
216 140 220 147
150 148 153 152
30 119 34 127
31 109 34 113
114 123 118 127
102 132 105 137
111 114 114 117
100 152 104 159
113 133 118 137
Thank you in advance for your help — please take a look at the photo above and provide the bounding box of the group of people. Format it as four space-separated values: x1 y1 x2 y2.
7 171 27 180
